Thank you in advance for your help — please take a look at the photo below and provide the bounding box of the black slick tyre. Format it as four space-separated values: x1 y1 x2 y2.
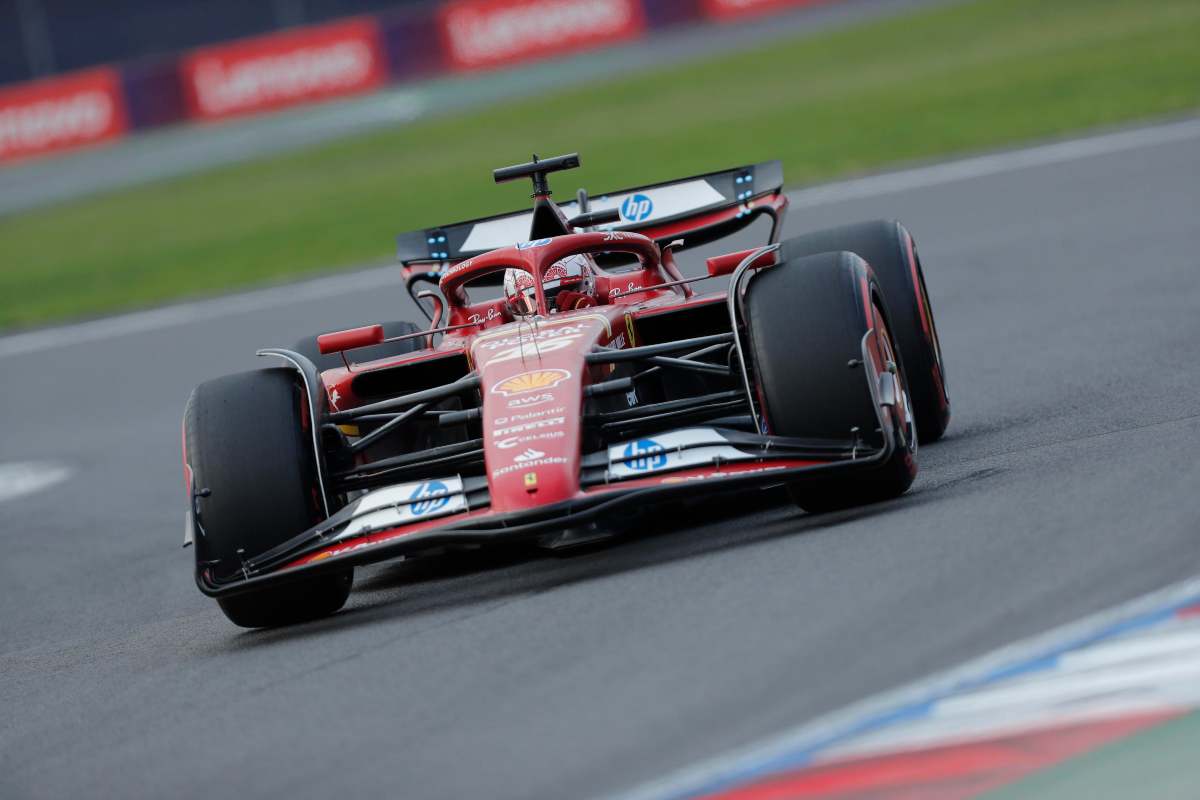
743 251 917 513
784 220 949 443
183 368 351 627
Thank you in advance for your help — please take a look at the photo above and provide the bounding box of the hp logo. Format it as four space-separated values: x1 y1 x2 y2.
620 194 654 222
409 480 450 516
623 439 667 471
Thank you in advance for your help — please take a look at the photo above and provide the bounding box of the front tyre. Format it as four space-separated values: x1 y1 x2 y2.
785 220 949 442
743 251 917 513
183 368 351 627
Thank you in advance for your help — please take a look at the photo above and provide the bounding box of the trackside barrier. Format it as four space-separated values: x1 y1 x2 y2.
0 0 846 164
700 0 835 20
180 17 388 121
0 67 128 164
436 0 647 72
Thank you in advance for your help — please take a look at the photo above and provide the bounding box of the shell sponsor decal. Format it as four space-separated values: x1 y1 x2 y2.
491 368 571 396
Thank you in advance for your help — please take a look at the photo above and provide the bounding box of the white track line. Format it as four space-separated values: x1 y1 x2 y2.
3 116 1198 361
608 573 1200 800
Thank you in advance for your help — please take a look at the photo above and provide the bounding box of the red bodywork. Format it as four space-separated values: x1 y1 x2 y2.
191 163 903 597
295 225 817 568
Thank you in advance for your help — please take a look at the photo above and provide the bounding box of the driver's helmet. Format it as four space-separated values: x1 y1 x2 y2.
503 254 596 315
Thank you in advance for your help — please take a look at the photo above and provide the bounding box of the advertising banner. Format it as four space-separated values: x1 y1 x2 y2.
182 18 387 120
0 68 128 163
439 0 646 72
701 0 830 21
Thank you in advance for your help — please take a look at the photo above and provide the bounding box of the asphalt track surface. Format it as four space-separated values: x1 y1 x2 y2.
2 120 1199 799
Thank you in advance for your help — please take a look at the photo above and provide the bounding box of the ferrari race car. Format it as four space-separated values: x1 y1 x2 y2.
182 153 950 627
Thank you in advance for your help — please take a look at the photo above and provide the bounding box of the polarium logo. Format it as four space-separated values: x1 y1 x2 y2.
620 193 653 222
623 438 667 471
409 480 451 516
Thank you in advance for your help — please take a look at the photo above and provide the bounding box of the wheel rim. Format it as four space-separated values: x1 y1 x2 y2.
874 302 917 454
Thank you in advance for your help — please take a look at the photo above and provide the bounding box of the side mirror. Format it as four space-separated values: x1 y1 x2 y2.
317 324 385 355
567 208 621 229
705 248 778 278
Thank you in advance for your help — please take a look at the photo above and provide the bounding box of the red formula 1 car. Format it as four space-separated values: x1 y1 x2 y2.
182 154 949 627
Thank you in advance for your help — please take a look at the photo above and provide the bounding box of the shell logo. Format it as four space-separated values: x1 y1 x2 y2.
491 369 571 396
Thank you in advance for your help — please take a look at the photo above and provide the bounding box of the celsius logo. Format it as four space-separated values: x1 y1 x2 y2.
623 438 667 471
620 193 653 222
409 480 451 516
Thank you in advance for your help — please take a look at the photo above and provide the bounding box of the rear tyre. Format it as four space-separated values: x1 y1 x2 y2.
293 319 425 371
743 251 917 513
784 220 949 442
184 368 351 628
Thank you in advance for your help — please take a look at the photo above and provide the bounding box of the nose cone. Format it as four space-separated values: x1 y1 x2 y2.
472 313 615 514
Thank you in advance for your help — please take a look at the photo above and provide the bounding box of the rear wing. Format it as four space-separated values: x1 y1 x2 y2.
396 160 785 267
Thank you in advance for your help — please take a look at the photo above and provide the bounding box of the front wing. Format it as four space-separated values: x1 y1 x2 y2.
195 426 897 599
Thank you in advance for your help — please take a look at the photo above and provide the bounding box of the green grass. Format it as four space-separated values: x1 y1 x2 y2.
2 0 1198 329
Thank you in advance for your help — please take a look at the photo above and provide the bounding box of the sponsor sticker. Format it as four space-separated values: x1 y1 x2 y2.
609 281 639 300
619 193 654 222
493 417 564 437
338 476 466 537
492 456 568 477
477 323 586 351
409 480 452 516
607 428 750 479
491 369 571 396
495 431 565 449
621 438 668 472
590 179 726 226
515 237 553 250
514 448 546 463
507 393 554 409
468 308 501 325
493 406 565 425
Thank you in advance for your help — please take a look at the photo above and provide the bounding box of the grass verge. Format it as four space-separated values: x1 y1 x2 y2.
2 0 1198 329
